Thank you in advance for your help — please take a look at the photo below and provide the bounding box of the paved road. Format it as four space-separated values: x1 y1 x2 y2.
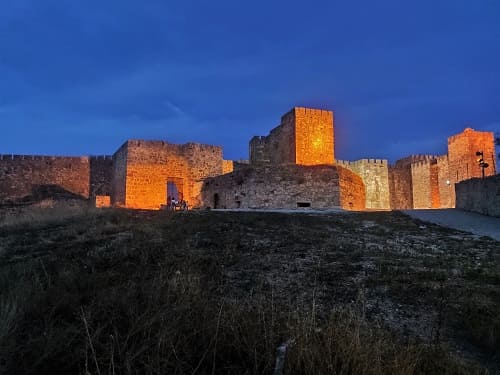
403 209 500 242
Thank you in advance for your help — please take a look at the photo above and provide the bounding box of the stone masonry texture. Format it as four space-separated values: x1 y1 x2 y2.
117 140 225 210
0 155 91 202
456 175 500 217
250 107 334 166
201 164 364 210
0 111 497 212
337 159 390 209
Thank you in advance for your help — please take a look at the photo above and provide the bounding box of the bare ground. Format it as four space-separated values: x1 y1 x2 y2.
0 206 498 374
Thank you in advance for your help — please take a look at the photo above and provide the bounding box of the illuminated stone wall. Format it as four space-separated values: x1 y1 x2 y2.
388 166 413 209
436 155 453 208
337 166 366 210
337 159 390 209
249 107 334 166
114 140 225 210
389 155 438 209
448 128 496 184
294 107 334 165
201 164 364 210
0 154 92 202
409 159 441 209
222 160 234 174
94 195 111 208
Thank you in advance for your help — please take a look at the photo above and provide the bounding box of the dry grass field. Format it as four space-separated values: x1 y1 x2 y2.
0 206 498 374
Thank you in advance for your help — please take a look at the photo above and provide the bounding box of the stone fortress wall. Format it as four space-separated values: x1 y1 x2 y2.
113 140 231 210
201 164 365 210
456 175 500 217
336 159 390 209
204 107 363 210
410 159 441 209
0 154 112 203
386 129 497 211
0 107 496 211
250 107 334 166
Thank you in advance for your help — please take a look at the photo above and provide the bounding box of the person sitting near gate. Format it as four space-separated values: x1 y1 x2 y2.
180 200 188 211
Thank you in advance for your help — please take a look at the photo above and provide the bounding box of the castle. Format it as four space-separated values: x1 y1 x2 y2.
0 107 497 210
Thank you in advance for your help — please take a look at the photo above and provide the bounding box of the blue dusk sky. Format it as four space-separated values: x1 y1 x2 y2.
1 0 499 162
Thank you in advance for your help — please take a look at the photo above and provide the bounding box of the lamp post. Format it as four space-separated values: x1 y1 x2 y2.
475 151 489 179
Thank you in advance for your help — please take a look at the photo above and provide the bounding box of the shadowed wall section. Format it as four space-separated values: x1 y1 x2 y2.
201 165 364 210
456 175 500 217
0 155 91 202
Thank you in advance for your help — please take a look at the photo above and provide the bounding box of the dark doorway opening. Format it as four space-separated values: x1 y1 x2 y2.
214 193 220 209
166 177 184 204
297 202 311 208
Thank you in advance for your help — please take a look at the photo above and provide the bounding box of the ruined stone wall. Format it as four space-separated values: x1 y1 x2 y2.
122 140 224 210
456 175 500 217
337 159 390 209
294 107 334 165
448 128 497 185
201 164 364 210
90 156 113 196
0 154 91 202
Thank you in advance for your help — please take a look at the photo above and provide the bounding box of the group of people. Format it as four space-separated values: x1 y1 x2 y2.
167 196 189 211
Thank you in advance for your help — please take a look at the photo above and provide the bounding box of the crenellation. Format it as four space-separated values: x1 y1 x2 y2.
1 108 496 211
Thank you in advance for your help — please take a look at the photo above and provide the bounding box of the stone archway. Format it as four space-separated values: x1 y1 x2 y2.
167 177 184 203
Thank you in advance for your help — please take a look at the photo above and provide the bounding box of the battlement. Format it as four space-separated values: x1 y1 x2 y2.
126 139 222 151
280 107 333 124
0 154 89 161
411 159 438 168
337 158 387 167
392 154 439 168
250 136 266 142
447 127 494 143
90 155 113 160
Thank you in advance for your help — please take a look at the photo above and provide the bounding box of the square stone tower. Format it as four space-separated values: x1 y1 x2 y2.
294 107 335 165
250 107 335 166
448 128 497 183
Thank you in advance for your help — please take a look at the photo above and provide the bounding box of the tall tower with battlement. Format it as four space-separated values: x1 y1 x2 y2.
448 128 496 183
250 107 334 166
